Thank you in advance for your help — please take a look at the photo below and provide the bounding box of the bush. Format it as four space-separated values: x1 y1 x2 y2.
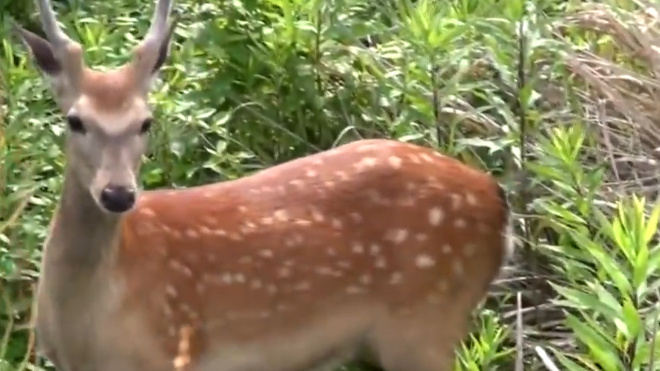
2 0 660 370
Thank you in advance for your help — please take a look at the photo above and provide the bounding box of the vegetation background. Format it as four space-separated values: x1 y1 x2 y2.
3 0 660 370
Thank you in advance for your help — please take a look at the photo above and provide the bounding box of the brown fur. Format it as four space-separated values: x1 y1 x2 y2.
80 66 141 112
37 139 511 371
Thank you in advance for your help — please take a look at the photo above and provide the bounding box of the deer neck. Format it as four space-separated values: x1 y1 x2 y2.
43 168 122 274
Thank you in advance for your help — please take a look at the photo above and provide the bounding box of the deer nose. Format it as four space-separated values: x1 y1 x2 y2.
100 185 136 213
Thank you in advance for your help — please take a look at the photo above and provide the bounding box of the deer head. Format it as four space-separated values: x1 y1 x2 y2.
14 0 176 214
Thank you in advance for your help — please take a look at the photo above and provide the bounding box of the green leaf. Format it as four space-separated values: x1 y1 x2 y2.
553 351 595 371
645 200 660 244
620 295 642 341
565 314 622 371
568 230 632 296
552 284 620 321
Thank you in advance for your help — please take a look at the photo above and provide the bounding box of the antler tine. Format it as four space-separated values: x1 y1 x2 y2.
34 0 76 48
130 0 174 80
140 0 173 51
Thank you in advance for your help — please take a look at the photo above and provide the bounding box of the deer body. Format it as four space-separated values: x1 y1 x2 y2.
36 139 511 371
14 1 512 370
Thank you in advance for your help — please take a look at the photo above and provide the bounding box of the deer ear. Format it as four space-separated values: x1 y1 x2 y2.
13 24 62 76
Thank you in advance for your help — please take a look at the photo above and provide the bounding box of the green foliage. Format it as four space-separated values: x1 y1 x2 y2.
532 124 660 370
455 310 513 371
2 0 660 370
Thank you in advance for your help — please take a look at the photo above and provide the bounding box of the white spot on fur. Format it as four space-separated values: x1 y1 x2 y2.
428 207 444 226
454 219 467 228
463 243 476 257
451 194 462 210
388 156 403 169
274 209 289 221
310 207 325 222
293 281 311 291
354 157 378 170
278 267 292 278
359 274 372 285
346 285 365 294
168 260 192 277
392 229 409 244
165 285 177 298
290 179 305 188
213 229 227 236
389 272 403 285
415 254 436 268
233 273 246 283
185 229 199 239
374 257 387 269
335 171 349 181
453 260 464 277
415 233 428 242
316 266 342 277
139 207 156 217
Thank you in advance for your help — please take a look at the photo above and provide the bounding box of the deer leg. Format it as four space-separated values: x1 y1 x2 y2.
370 303 470 371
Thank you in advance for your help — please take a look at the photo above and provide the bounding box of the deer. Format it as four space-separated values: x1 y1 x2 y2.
13 0 514 370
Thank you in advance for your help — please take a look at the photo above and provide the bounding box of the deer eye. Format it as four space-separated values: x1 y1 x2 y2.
139 118 153 134
66 115 86 134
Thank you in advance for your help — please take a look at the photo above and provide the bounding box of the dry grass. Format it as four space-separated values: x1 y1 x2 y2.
559 2 660 199
483 4 660 369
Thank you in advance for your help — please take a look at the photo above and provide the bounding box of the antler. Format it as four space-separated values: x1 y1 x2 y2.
142 0 173 51
34 0 77 49
131 0 175 79
12 0 85 80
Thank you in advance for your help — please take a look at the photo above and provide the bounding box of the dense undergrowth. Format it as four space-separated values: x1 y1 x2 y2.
2 0 660 370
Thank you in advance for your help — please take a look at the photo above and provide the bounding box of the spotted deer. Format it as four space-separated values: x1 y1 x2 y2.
14 0 513 370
